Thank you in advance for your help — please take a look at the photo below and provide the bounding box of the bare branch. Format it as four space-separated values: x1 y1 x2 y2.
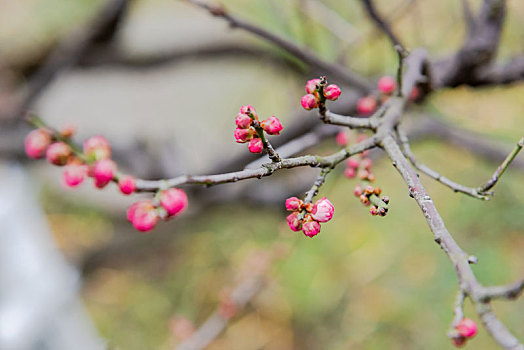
483 278 524 301
183 0 372 92
359 0 404 48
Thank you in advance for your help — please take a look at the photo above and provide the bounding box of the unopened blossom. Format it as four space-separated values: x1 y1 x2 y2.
305 78 320 94
25 129 51 159
302 220 321 237
357 96 377 115
261 116 283 135
455 318 477 338
118 175 136 195
234 127 255 143
311 197 334 222
63 163 88 187
324 84 341 100
286 212 302 232
46 142 72 166
301 94 318 110
127 200 158 232
83 135 111 160
93 159 116 186
285 197 303 211
160 188 188 217
235 113 252 129
377 76 397 94
335 131 348 146
247 138 263 153
240 105 257 118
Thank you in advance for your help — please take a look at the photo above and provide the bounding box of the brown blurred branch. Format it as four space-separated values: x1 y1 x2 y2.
183 0 372 92
359 0 404 48
3 0 131 124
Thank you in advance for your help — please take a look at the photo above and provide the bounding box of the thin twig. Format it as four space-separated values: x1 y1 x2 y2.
477 137 524 194
360 0 404 48
183 0 372 92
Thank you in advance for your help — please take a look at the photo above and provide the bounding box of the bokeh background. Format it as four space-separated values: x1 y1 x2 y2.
0 0 523 349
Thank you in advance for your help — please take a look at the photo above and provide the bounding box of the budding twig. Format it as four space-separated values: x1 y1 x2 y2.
304 167 332 203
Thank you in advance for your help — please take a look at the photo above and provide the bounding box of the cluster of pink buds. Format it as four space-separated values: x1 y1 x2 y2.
343 134 375 181
452 318 478 347
234 105 283 153
25 127 137 194
300 78 341 110
285 196 334 237
25 123 189 233
354 185 389 217
127 188 188 232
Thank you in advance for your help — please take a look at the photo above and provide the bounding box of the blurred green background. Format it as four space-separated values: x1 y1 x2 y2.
2 0 523 349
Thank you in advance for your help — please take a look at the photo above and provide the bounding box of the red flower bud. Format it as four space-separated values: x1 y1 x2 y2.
260 116 283 135
344 167 356 178
357 96 377 116
159 188 188 217
127 200 158 232
455 318 477 338
301 94 318 110
25 129 52 159
335 131 348 146
305 79 320 94
311 197 334 223
324 84 341 101
240 105 257 118
118 175 136 195
346 158 360 169
83 135 111 160
377 76 397 94
46 142 72 166
234 127 255 143
285 197 303 211
93 159 116 187
286 212 303 232
235 113 252 129
62 163 88 187
302 220 321 237
247 138 263 153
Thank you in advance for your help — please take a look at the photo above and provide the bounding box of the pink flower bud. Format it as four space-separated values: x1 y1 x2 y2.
354 185 363 197
83 135 111 160
159 188 188 217
357 96 377 115
324 84 341 100
247 138 263 153
302 220 321 237
62 163 88 187
301 94 318 110
46 142 72 166
235 113 252 129
25 129 52 159
261 116 283 135
344 167 356 178
361 158 373 170
127 200 158 232
311 197 334 223
240 105 257 118
346 158 359 169
377 76 397 94
118 175 136 195
305 79 320 94
285 197 303 211
93 159 116 187
455 318 477 338
286 212 303 232
335 131 348 146
59 123 76 138
234 127 255 143
369 206 379 216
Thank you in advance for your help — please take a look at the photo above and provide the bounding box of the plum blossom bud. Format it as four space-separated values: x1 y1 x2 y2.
261 116 283 135
118 175 136 195
63 163 88 187
336 131 348 146
354 185 363 197
301 94 318 110
83 135 111 160
305 78 320 94
364 185 374 195
128 200 158 232
286 212 303 232
346 158 359 169
285 197 303 211
455 318 477 338
361 158 373 170
93 159 116 187
240 104 257 118
25 129 52 159
59 123 76 138
344 167 356 178
234 127 255 143
46 142 72 166
357 96 377 115
235 113 252 129
369 206 378 216
160 188 188 217
311 197 334 223
324 84 341 100
247 138 263 153
377 76 397 94
302 220 321 237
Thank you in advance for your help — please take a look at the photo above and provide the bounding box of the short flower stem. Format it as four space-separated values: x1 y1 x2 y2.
304 167 332 203
253 122 281 162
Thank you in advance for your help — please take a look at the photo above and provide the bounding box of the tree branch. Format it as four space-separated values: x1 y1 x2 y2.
359 0 404 48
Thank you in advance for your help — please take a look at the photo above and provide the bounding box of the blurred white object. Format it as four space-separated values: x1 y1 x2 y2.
0 164 105 350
